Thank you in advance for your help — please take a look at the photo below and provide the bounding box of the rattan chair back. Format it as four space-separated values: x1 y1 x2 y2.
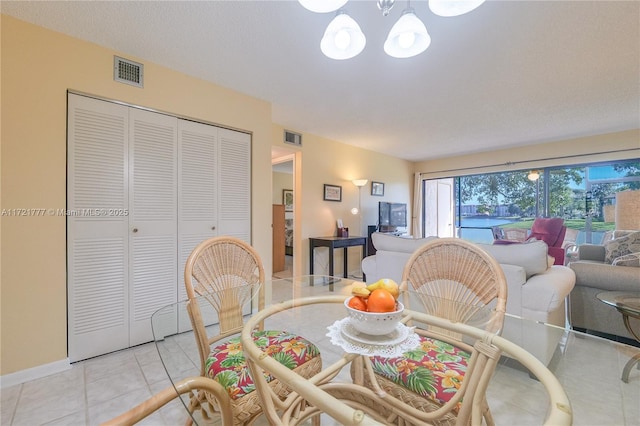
184 236 264 371
182 237 266 425
352 238 510 425
184 237 322 425
401 237 508 338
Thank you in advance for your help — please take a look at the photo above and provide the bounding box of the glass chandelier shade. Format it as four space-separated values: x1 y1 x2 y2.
321 11 366 60
428 0 486 17
302 0 483 60
384 8 431 58
298 0 349 14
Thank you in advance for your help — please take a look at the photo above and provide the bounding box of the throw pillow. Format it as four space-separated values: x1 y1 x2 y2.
612 252 640 267
604 231 640 264
477 240 549 278
613 230 638 239
372 232 437 254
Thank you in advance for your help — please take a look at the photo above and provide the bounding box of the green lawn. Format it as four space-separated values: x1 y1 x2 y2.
501 218 615 231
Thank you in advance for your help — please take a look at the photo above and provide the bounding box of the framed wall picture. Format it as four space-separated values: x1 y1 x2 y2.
283 189 293 212
371 181 385 196
323 184 342 202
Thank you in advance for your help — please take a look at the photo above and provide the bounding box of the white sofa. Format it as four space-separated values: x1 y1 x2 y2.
362 233 577 365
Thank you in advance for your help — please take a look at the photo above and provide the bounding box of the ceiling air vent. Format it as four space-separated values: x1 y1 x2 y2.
284 130 302 146
114 56 143 88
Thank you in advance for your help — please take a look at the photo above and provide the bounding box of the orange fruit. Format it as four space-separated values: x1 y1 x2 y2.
348 296 367 311
367 289 397 313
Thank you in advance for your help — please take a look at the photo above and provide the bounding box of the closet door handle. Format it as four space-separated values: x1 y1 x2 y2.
211 226 216 231
132 228 138 233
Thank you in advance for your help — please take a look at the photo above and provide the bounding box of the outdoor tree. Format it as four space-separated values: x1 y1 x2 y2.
590 183 618 220
459 172 538 216
548 168 583 217
614 162 640 190
459 168 583 217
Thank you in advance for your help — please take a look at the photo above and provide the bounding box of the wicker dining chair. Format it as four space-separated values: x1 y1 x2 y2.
354 238 508 426
184 236 322 426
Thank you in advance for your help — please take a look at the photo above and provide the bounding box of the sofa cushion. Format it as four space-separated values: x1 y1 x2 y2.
500 263 527 287
477 240 549 278
604 231 640 264
612 252 640 267
372 233 437 254
521 265 576 317
576 244 606 262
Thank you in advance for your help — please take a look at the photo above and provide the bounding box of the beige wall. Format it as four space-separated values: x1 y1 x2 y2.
414 130 640 178
272 171 294 207
0 15 274 375
271 126 414 277
0 16 415 376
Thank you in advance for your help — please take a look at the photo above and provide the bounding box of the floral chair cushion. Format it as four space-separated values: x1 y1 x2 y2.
370 335 470 408
206 330 320 400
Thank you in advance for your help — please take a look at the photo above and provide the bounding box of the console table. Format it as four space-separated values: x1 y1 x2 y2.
309 236 367 279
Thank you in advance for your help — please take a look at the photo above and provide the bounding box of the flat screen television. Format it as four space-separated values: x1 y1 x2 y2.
378 202 407 228
378 202 390 226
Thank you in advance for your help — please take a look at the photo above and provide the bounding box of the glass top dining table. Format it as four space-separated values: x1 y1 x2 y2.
151 275 639 425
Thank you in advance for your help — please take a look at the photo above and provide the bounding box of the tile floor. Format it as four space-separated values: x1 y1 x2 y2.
1 342 188 426
2 300 639 425
272 255 293 279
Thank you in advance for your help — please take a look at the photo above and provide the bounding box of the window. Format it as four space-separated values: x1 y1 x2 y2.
424 159 639 244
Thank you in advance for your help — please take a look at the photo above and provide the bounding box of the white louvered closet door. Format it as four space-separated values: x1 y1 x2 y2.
68 95 129 362
177 120 218 301
128 109 178 346
177 123 252 329
68 94 252 360
217 129 252 318
218 128 252 241
177 120 218 332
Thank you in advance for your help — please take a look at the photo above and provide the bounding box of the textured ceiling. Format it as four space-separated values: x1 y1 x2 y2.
2 0 639 161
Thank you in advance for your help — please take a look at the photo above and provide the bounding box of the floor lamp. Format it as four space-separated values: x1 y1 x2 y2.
351 179 368 279
351 179 368 236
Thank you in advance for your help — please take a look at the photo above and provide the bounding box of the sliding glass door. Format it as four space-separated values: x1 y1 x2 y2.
422 159 639 244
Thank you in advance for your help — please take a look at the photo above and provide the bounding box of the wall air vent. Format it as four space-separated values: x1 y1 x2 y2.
114 56 144 88
284 130 302 146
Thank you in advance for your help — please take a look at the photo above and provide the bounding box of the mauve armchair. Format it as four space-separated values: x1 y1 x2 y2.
529 218 567 265
494 218 567 265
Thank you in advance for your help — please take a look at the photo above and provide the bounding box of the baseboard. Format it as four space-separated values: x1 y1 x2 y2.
0 358 71 388
576 328 640 348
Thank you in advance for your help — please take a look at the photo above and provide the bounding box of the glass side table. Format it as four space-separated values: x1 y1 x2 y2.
597 291 640 383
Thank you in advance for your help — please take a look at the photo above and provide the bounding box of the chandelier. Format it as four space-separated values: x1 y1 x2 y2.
299 0 485 60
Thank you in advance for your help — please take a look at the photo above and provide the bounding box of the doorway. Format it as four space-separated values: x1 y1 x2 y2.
423 178 455 238
272 148 296 278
